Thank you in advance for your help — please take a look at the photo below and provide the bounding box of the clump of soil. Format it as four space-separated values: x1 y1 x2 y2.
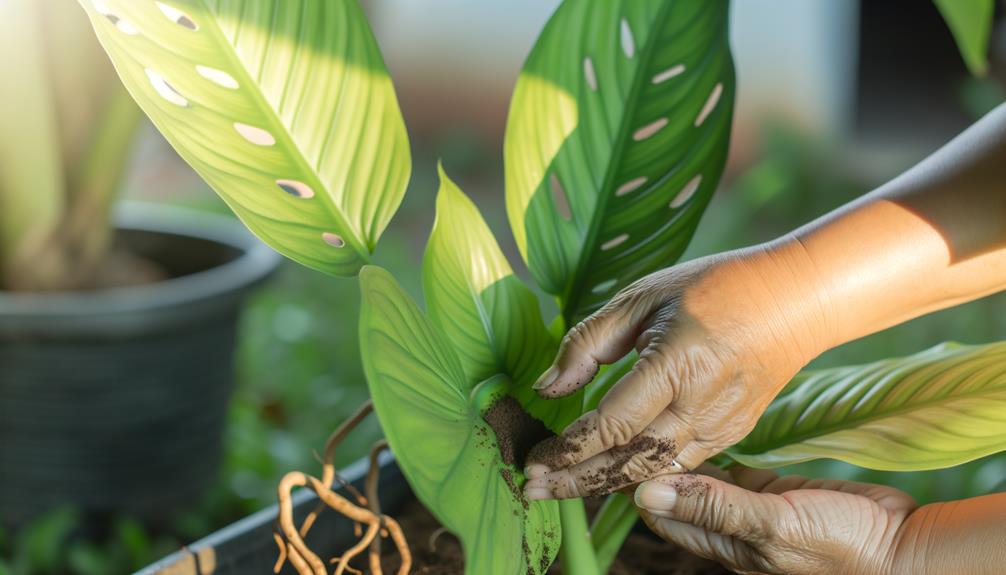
482 396 552 468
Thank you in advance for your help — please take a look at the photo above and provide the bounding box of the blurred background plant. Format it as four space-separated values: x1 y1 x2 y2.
0 0 141 292
1 0 1004 573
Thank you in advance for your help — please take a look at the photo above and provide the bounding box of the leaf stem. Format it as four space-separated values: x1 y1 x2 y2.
558 499 600 575
590 494 638 573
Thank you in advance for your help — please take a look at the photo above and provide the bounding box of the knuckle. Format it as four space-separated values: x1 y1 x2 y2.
621 452 661 482
595 411 638 448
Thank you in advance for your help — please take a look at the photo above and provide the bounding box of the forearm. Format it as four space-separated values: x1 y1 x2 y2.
772 104 1006 350
891 493 1006 575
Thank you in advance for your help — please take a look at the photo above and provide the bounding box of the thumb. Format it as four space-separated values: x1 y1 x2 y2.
534 306 640 397
634 474 785 540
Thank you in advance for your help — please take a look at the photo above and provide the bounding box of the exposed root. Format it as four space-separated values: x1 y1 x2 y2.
272 401 411 575
366 441 390 574
272 530 288 574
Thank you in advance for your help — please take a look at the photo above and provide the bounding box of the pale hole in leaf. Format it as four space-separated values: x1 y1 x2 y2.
322 232 346 248
583 57 598 92
145 69 188 107
601 234 629 251
633 118 668 141
277 180 315 199
550 173 572 220
592 279 618 294
695 83 724 127
92 1 138 34
156 2 198 30
620 18 635 58
670 176 702 209
615 177 647 197
234 123 275 146
653 64 686 84
196 65 239 89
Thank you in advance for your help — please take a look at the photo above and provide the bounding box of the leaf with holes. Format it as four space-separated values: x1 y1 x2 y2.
934 0 994 76
728 342 1006 471
505 0 734 323
78 0 410 277
359 266 560 575
423 166 583 432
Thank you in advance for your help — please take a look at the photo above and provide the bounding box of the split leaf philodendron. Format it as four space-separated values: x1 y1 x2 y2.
83 0 1006 574
505 0 735 323
78 0 410 277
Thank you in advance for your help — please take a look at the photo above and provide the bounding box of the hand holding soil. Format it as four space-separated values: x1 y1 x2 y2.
523 244 830 499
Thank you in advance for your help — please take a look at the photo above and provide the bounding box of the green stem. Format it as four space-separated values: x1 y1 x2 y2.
590 494 638 573
558 499 600 575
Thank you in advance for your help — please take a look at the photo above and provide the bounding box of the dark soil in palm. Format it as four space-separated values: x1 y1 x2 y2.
362 499 732 574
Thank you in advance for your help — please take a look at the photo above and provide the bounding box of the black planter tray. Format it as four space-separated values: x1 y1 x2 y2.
136 452 409 575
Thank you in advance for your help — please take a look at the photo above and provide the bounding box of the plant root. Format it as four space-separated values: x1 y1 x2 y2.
273 401 411 575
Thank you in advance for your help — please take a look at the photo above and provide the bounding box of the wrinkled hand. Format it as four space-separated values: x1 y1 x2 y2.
634 466 916 575
525 242 834 499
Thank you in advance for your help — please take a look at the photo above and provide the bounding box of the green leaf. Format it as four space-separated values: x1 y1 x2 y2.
730 342 1006 471
504 0 735 322
359 267 560 575
422 166 582 432
78 0 410 277
934 0 994 76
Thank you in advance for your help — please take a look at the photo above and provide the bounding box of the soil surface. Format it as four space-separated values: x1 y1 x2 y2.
482 396 553 468
358 499 733 574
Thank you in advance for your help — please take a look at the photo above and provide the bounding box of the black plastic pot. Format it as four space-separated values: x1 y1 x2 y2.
0 204 281 525
137 453 408 575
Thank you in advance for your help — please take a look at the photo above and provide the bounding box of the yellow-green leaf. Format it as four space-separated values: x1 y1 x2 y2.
730 342 1006 471
422 167 583 432
78 0 410 277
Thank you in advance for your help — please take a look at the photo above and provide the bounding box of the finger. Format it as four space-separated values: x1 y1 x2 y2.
673 441 714 472
634 474 787 541
525 411 691 499
728 465 780 492
637 509 755 571
527 359 679 472
533 306 641 398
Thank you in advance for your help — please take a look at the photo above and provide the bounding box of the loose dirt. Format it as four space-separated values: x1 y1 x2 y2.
482 396 552 468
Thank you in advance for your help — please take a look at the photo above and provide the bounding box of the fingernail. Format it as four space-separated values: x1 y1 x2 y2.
533 366 560 390
634 481 677 512
525 487 552 501
524 464 551 479
525 476 548 489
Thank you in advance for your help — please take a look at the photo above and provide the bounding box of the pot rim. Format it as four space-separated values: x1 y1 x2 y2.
0 202 282 319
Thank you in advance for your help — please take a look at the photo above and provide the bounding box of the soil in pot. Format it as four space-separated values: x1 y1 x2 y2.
356 498 731 574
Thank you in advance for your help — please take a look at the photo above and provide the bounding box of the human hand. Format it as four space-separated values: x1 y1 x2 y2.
634 466 916 575
524 241 836 500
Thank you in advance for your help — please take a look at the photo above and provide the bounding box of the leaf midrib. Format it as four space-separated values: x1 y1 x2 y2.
561 1 676 325
737 362 1006 455
197 0 371 260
